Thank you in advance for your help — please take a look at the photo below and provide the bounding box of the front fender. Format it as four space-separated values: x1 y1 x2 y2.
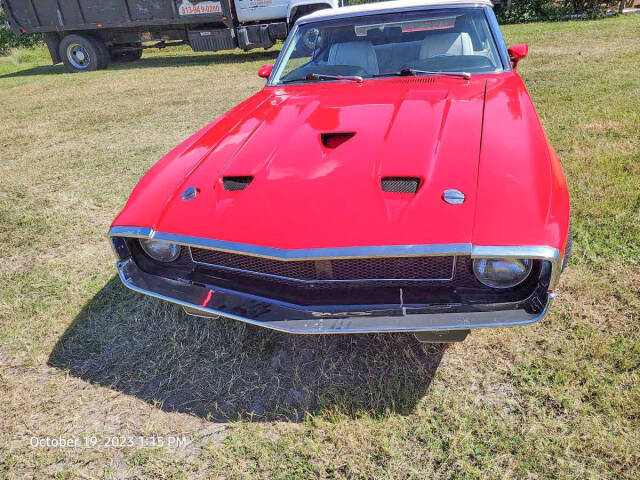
472 72 571 255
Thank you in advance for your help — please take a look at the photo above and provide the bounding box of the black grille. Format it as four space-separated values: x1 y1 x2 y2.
381 177 421 194
123 231 547 308
190 248 454 282
223 176 253 191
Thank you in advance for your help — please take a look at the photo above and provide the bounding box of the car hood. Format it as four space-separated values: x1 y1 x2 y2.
113 73 565 251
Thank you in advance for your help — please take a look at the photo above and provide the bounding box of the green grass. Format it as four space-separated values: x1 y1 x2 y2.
1 15 639 479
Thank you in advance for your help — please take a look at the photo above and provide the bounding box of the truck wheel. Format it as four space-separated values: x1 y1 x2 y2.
110 43 143 62
59 34 107 73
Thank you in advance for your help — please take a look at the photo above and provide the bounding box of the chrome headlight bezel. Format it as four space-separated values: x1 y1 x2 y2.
472 257 533 289
139 239 181 263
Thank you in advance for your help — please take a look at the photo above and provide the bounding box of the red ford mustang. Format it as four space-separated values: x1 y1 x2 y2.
109 0 571 343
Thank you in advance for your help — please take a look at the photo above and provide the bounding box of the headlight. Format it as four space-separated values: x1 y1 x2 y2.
139 239 181 263
472 258 533 289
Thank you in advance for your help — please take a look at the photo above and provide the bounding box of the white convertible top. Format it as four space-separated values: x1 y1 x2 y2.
301 0 493 22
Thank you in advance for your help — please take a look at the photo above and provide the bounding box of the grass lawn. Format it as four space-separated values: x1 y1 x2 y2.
1 14 639 479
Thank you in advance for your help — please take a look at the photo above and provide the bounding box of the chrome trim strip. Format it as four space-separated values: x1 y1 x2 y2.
108 227 472 260
188 246 457 283
108 226 153 239
116 257 549 335
471 245 560 260
109 227 562 288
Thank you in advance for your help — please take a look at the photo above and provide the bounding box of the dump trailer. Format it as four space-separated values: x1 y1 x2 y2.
1 0 336 72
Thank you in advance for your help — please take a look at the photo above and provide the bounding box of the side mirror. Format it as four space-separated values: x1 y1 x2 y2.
258 64 274 79
507 44 529 69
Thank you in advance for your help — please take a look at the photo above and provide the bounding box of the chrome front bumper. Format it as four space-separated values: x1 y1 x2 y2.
116 256 551 334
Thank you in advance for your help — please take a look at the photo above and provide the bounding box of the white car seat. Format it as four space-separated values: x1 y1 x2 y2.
419 32 473 58
327 41 379 75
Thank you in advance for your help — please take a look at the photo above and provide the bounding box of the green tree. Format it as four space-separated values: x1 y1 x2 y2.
0 7 42 55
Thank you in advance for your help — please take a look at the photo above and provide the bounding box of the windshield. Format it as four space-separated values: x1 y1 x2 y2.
272 8 504 84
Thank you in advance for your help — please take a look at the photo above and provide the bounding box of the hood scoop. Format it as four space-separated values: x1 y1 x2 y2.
381 177 421 194
223 176 253 191
321 132 355 149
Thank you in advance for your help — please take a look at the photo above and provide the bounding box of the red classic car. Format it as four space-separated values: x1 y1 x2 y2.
109 0 571 343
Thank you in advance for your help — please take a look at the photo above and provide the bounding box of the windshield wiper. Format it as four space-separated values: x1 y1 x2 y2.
305 73 363 83
375 68 471 80
279 73 364 85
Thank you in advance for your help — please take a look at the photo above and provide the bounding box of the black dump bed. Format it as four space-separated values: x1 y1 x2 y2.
1 0 232 34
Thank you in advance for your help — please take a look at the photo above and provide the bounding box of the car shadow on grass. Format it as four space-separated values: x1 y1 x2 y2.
48 276 446 422
0 50 281 79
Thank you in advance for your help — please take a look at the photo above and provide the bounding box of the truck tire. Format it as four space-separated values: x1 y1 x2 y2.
110 43 143 63
59 34 107 73
92 37 110 70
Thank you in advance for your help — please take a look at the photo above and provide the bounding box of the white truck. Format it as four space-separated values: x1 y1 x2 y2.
1 0 338 72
